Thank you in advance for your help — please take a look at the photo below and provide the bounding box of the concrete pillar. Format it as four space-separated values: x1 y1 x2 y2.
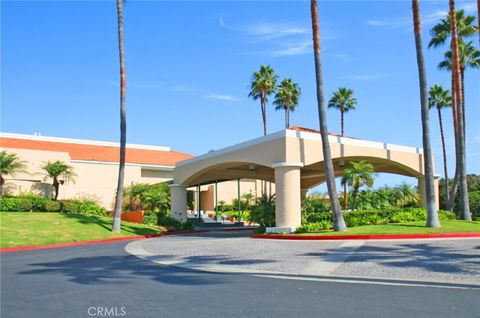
170 184 187 221
418 176 439 211
269 162 304 233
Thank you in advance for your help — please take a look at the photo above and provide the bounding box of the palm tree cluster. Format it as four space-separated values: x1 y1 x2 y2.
428 5 478 221
0 150 76 200
354 184 419 211
249 65 302 132
341 161 376 210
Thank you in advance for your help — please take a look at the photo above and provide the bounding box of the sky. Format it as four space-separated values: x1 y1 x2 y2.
2 0 479 191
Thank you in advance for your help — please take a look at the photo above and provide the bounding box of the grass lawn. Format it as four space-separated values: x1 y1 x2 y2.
0 212 165 248
296 220 480 236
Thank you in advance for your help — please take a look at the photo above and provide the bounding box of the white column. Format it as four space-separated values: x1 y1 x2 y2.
170 184 187 221
269 162 303 233
434 175 440 211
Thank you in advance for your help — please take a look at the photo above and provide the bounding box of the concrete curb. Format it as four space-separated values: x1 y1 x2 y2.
0 230 207 253
252 232 480 240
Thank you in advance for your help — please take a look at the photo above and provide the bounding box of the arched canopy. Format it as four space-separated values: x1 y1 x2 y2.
173 129 429 188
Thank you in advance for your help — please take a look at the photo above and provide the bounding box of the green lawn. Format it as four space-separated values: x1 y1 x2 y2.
297 220 480 235
0 212 165 248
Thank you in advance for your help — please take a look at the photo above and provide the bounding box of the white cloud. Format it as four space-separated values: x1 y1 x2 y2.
219 17 309 40
205 94 239 102
366 8 451 30
327 52 353 63
272 41 312 56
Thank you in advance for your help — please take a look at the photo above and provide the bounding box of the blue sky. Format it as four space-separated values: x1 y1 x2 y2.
2 0 479 190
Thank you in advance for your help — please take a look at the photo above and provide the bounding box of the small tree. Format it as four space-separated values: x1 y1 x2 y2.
248 194 275 228
341 161 375 210
41 161 76 200
273 78 301 128
0 150 28 195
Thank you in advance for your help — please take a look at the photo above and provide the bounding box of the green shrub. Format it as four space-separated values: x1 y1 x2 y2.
17 193 50 211
253 225 266 234
143 213 159 226
43 200 61 212
61 198 107 216
0 197 32 211
248 194 275 227
157 216 193 231
305 212 332 224
302 194 330 217
221 210 250 221
295 221 333 233
123 182 170 214
467 191 480 218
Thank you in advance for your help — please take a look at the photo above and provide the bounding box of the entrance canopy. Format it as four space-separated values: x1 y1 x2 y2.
171 127 437 230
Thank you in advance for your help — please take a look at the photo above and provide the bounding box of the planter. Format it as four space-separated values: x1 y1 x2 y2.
120 210 145 224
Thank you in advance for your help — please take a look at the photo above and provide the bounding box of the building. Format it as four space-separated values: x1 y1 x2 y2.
171 127 440 231
0 132 191 208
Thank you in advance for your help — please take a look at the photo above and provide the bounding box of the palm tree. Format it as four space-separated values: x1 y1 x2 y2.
249 65 278 136
0 151 28 195
438 41 480 133
327 87 357 136
429 8 477 212
112 0 127 233
273 78 301 129
393 183 419 208
310 0 346 231
448 0 471 221
41 161 76 200
428 84 452 204
341 161 375 210
412 0 441 228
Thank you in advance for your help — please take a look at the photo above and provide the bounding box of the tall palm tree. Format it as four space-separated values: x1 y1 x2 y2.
273 78 301 129
428 85 451 204
412 0 440 227
327 87 357 136
112 0 127 233
310 0 346 231
41 161 76 200
341 161 375 210
249 65 278 136
429 9 477 211
0 151 28 196
438 40 480 132
449 0 471 221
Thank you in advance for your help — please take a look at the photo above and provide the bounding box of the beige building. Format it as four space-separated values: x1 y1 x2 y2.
0 133 191 208
171 127 440 231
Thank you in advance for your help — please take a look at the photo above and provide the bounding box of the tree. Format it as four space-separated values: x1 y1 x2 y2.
249 65 278 136
429 8 477 212
310 0 346 231
448 0 471 221
341 161 375 210
428 84 451 203
327 87 357 136
273 78 301 129
328 87 357 210
412 0 440 227
41 161 76 200
438 41 480 134
0 151 28 196
112 0 127 233
393 183 419 208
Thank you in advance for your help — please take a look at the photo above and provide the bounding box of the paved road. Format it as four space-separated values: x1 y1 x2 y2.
1 233 479 318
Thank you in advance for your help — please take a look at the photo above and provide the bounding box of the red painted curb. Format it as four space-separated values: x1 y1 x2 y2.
0 230 207 253
251 232 480 240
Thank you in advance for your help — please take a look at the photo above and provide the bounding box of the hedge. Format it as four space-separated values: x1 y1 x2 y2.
296 208 456 233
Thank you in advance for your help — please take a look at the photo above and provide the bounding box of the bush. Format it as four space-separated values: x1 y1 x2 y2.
157 216 193 231
123 182 170 214
302 194 330 217
253 225 266 234
43 200 61 212
248 194 275 227
61 198 107 216
0 197 33 212
295 221 332 233
143 213 158 226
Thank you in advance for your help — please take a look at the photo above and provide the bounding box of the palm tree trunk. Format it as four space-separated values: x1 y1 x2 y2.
53 178 59 200
285 108 289 128
437 107 449 205
447 63 460 211
310 0 346 231
449 0 471 221
341 109 344 136
343 183 348 210
113 0 127 233
412 0 440 227
461 68 466 139
0 175 4 196
261 96 267 136
352 186 359 210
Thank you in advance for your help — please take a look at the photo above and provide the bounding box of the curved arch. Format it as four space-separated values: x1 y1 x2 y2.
301 156 423 190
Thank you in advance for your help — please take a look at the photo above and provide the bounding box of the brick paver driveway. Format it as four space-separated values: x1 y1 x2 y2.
126 230 480 285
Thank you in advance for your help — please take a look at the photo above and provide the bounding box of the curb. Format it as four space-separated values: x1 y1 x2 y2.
0 230 208 253
251 232 480 240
